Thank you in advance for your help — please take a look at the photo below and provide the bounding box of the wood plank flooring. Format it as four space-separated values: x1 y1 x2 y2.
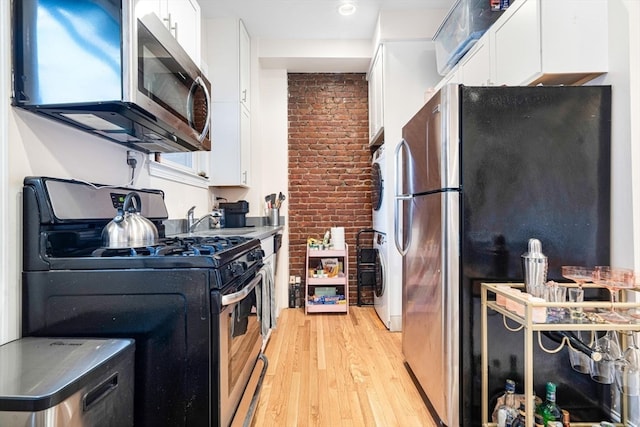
252 307 437 427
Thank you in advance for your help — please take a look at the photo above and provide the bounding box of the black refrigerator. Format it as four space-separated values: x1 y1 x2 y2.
394 84 612 426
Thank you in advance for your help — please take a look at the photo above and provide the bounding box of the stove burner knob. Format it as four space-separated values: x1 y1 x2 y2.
248 249 264 261
230 262 246 277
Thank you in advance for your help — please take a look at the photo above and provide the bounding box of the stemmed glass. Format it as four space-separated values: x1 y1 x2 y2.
561 266 594 318
592 266 635 323
615 332 640 396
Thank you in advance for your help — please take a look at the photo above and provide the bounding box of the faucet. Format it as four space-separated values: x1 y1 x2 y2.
187 206 196 232
188 213 219 232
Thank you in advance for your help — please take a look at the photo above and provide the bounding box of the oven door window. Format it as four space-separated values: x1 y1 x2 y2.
137 22 209 136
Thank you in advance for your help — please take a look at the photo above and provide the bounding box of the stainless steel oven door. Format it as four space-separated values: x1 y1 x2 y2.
219 272 264 427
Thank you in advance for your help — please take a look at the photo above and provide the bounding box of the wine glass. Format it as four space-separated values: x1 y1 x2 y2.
615 332 640 396
592 266 635 323
561 266 594 318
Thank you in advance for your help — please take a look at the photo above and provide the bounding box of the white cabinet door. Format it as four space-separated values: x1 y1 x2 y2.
239 105 251 186
135 0 201 65
208 18 249 105
367 46 384 145
165 0 201 65
209 103 249 186
136 0 163 18
207 18 252 187
493 0 608 86
493 0 541 85
239 21 251 112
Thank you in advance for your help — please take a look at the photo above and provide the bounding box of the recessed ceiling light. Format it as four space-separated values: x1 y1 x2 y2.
338 2 357 16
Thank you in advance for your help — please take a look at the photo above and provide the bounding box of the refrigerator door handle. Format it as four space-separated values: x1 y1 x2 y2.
394 195 412 256
394 139 411 256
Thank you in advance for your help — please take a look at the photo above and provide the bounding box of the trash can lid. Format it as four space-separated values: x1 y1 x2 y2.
0 337 134 412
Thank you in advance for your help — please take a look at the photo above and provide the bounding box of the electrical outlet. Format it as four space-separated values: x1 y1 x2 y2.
126 151 137 168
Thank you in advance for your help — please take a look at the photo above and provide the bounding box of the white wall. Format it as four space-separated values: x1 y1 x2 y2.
255 68 289 311
589 0 640 271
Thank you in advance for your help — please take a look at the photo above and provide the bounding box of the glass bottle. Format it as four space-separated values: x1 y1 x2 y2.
536 382 562 425
511 402 526 427
496 379 518 427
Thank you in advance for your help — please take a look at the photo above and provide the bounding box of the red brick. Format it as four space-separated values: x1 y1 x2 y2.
288 73 372 305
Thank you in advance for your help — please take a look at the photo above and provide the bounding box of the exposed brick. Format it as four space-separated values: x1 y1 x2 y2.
288 73 373 306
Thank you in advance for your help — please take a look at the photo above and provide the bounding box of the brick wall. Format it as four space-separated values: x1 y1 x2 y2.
288 73 372 305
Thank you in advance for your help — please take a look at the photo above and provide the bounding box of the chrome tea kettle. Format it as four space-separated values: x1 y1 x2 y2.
102 192 159 248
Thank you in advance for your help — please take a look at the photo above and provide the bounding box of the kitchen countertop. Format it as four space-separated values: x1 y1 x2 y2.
169 225 283 241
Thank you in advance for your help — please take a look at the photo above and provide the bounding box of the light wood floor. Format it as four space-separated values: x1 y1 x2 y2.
252 307 437 427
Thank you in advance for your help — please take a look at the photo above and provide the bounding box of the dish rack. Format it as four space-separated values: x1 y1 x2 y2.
481 282 640 426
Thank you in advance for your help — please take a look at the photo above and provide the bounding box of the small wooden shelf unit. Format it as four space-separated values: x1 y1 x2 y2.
305 244 349 314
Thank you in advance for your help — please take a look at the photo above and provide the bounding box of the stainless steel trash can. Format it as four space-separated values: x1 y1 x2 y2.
0 337 134 427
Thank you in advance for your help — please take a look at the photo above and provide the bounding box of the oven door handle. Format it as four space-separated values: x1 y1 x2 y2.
222 274 261 306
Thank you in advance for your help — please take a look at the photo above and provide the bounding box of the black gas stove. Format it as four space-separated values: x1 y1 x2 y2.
21 177 267 427
22 177 263 288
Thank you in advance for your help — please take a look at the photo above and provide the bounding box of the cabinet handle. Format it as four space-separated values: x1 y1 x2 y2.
163 13 177 38
242 171 247 184
162 13 172 30
242 89 247 103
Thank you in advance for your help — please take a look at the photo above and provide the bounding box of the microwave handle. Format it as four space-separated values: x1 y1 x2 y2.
187 76 211 143
221 273 261 306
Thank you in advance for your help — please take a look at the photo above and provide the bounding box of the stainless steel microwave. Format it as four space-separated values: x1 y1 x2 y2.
11 0 211 153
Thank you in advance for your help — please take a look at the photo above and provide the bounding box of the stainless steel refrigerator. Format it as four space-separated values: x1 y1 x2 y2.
394 84 612 426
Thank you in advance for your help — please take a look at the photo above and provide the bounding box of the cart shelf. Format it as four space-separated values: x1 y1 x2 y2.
481 282 640 427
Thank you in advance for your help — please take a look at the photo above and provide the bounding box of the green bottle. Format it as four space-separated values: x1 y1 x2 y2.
536 382 562 425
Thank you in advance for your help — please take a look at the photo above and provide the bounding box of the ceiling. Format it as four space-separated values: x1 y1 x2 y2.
198 0 456 40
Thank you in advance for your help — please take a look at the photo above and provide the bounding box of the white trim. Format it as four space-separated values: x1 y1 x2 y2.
148 159 210 188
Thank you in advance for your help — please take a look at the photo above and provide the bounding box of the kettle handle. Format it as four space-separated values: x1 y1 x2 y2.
123 192 143 214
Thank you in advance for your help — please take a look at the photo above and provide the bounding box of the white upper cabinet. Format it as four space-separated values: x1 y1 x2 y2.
492 0 608 86
439 0 608 88
208 102 251 187
207 18 251 108
165 0 201 65
136 0 201 65
239 22 251 111
206 18 252 187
